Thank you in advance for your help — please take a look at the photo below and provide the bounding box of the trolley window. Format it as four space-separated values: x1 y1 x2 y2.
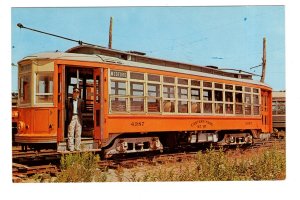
110 80 127 112
130 82 145 112
130 82 144 96
235 86 243 91
148 74 160 82
178 87 188 99
111 80 126 95
245 87 251 93
203 89 212 113
253 94 259 104
203 90 212 101
214 90 223 114
191 80 200 87
225 91 233 114
235 92 243 115
214 90 223 101
178 86 188 113
191 88 201 113
163 76 175 84
35 72 53 104
163 85 175 113
225 84 233 90
272 100 285 115
244 93 252 115
111 97 127 112
130 72 144 80
203 81 212 88
147 83 161 112
191 88 201 100
178 78 188 85
214 83 223 89
19 74 31 104
163 85 175 98
148 84 160 97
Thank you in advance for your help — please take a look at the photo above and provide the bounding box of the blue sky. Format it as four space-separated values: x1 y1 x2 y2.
11 6 285 91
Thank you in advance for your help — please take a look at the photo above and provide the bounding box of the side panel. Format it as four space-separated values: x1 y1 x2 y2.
103 68 109 142
15 107 57 143
33 109 50 132
261 90 272 133
93 68 101 140
57 64 65 142
106 115 262 133
268 90 273 132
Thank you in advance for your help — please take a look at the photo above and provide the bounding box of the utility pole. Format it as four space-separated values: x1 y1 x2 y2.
260 37 266 83
108 17 113 49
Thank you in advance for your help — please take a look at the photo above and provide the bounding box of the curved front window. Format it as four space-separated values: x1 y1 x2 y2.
19 74 31 105
35 72 53 104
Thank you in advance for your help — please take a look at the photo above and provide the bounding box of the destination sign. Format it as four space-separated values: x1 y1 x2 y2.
110 70 127 78
19 64 31 73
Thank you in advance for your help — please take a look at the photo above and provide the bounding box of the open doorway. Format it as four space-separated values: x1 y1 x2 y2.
65 67 95 139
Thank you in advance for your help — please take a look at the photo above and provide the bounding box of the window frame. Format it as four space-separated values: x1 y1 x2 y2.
34 71 54 106
19 72 32 106
162 76 176 113
203 81 213 114
177 79 189 114
235 86 244 115
146 74 162 113
108 69 262 117
129 80 145 113
109 70 129 113
190 80 202 114
214 82 224 114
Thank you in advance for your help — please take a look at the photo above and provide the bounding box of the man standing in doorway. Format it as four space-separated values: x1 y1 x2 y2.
67 87 84 151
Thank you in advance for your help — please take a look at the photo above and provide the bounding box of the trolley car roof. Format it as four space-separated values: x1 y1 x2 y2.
20 51 271 88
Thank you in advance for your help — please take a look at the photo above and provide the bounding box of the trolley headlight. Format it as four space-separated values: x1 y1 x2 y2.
17 121 26 132
12 110 19 118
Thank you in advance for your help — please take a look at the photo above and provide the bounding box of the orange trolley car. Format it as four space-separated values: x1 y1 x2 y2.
15 45 272 156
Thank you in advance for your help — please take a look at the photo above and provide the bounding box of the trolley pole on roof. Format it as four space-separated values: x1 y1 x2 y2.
108 17 113 49
260 37 267 83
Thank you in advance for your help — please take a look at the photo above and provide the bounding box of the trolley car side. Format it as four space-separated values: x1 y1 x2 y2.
14 47 272 155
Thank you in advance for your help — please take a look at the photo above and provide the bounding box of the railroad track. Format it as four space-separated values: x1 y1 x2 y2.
97 152 198 169
12 137 285 182
251 137 285 149
13 163 58 183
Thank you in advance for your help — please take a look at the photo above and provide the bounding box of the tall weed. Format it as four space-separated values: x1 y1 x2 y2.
54 145 285 182
56 152 107 182
138 145 285 182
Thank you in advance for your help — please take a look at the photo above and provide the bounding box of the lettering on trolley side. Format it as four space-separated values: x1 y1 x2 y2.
191 120 213 129
245 121 253 125
110 70 127 78
130 121 145 126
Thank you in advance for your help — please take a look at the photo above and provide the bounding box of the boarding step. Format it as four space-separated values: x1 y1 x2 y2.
57 138 99 152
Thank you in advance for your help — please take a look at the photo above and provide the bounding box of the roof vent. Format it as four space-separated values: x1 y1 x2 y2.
121 54 131 61
205 65 218 69
126 50 146 56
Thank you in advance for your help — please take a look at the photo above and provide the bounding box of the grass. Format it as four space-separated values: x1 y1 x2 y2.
55 152 107 182
115 145 286 182
51 143 285 182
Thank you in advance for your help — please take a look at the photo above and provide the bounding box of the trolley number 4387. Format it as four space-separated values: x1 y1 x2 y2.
130 121 144 126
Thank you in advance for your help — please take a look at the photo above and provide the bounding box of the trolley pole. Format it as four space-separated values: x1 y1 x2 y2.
260 37 267 83
108 17 113 49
